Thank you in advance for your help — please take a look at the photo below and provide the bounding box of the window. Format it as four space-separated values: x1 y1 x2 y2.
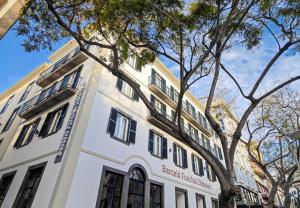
173 143 188 168
205 162 216 182
19 82 34 103
192 155 204 176
13 162 46 208
211 199 218 208
0 95 14 115
0 171 16 207
148 130 168 159
150 184 162 208
116 78 139 101
127 168 145 208
14 118 40 148
150 95 166 117
175 188 188 208
1 107 20 133
151 69 166 93
98 171 123 208
107 108 137 144
196 194 205 208
127 54 142 71
186 101 196 118
39 104 68 138
188 124 199 143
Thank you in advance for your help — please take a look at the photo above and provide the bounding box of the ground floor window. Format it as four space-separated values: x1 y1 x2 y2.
99 171 123 208
150 184 162 208
127 168 145 208
196 194 205 208
211 198 219 208
97 165 164 208
175 188 188 208
0 171 16 206
13 162 46 208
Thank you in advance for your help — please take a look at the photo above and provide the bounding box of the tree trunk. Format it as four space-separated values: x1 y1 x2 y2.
268 184 278 208
284 195 291 208
218 189 236 208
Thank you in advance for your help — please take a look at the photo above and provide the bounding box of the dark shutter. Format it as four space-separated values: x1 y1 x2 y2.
107 108 118 136
148 130 154 154
192 155 195 173
14 125 29 148
206 162 211 180
72 66 82 88
199 158 204 176
183 149 188 168
116 78 123 91
133 83 140 101
161 78 166 93
151 69 156 84
135 56 142 71
150 94 155 104
39 112 54 137
162 137 168 159
218 147 223 160
26 119 40 144
128 119 137 143
173 143 177 165
55 104 69 131
212 169 217 181
161 103 166 117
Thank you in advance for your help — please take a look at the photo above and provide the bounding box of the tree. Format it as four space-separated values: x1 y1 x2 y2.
15 0 300 207
246 87 300 208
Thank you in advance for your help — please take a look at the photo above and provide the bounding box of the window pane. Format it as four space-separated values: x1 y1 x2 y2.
99 171 123 208
127 168 145 208
150 184 162 208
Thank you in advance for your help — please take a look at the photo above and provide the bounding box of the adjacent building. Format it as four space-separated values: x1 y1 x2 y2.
0 0 24 39
211 100 260 207
0 39 226 208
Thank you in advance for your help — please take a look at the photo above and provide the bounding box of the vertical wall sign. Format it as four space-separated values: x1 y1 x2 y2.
54 83 86 163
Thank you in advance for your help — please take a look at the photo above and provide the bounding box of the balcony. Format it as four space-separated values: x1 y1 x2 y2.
148 74 213 137
36 47 88 87
19 73 80 119
147 106 209 149
148 75 178 109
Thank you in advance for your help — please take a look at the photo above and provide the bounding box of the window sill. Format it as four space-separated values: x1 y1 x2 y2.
193 172 204 177
150 153 165 160
118 91 139 102
174 163 186 170
40 129 60 139
109 134 131 146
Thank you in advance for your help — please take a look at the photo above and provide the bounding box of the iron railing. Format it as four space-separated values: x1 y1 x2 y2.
19 73 80 115
38 46 82 81
148 74 214 135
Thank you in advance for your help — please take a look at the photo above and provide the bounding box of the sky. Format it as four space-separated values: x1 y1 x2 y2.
0 29 68 93
0 25 299 119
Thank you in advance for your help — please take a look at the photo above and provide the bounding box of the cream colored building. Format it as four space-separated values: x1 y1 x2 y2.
0 0 24 38
0 39 226 208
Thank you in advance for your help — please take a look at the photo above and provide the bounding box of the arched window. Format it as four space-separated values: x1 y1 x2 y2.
127 168 145 208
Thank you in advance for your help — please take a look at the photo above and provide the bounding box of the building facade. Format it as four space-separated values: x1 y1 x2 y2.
0 39 226 208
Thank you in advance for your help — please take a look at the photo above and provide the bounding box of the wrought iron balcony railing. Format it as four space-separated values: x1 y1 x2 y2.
36 46 88 87
148 74 214 136
19 73 81 119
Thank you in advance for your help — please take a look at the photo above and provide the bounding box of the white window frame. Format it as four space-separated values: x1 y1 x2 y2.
114 113 129 141
153 133 162 157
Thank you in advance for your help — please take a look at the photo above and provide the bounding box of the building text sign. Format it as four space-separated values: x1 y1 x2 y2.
54 84 86 163
162 165 211 189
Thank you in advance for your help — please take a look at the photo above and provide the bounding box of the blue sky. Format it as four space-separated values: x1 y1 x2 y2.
0 29 67 93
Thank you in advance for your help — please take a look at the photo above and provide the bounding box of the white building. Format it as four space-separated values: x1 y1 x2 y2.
0 39 225 208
